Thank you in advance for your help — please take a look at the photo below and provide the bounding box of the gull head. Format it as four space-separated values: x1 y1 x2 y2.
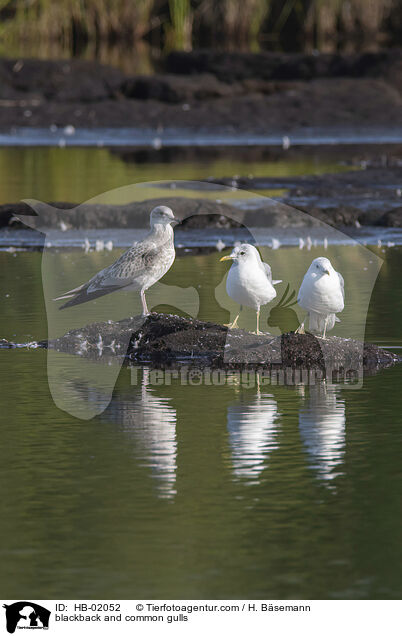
309 256 333 276
220 243 260 264
150 206 180 227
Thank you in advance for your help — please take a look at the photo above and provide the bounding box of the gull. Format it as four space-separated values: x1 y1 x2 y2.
220 243 281 335
54 206 179 315
297 256 344 339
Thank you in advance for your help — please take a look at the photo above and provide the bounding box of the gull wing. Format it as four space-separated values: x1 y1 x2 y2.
56 240 162 310
262 262 282 285
337 272 345 300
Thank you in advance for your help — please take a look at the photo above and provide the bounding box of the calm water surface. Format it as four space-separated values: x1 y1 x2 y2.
0 244 401 599
0 146 354 203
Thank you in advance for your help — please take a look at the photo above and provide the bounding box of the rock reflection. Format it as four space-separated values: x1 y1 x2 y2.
299 383 345 484
227 393 279 483
103 369 177 499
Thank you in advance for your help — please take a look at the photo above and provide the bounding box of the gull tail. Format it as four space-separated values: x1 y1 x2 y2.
272 279 282 285
57 284 128 310
53 283 86 302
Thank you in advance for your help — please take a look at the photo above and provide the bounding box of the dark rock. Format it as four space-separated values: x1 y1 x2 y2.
0 339 15 349
165 49 402 89
121 73 233 103
0 58 125 102
44 313 400 374
378 207 402 227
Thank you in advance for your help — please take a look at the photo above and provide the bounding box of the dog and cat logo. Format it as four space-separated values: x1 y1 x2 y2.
3 603 50 633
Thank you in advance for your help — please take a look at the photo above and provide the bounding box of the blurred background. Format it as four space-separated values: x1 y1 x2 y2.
0 0 401 71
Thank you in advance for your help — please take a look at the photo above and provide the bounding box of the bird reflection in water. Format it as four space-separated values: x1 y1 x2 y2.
298 383 345 485
103 369 177 499
227 390 279 484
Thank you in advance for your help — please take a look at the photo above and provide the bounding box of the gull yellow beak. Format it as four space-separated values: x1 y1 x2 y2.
220 255 233 262
324 269 330 275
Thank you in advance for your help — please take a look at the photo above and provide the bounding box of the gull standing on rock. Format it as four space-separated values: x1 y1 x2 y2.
220 243 281 335
297 256 344 339
54 206 179 315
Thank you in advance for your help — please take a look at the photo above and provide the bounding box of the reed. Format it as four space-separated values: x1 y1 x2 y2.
1 0 154 48
0 0 398 53
305 0 396 50
217 0 271 46
166 0 193 51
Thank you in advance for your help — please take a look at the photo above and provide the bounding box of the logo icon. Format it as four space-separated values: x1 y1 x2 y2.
3 602 50 633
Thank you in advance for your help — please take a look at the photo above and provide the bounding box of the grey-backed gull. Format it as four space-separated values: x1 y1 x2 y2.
55 206 179 315
220 243 281 335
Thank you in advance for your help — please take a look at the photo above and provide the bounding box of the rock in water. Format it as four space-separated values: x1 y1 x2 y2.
41 313 400 375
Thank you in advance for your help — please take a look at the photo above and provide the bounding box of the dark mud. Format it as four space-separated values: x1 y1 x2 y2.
5 313 396 374
0 49 401 131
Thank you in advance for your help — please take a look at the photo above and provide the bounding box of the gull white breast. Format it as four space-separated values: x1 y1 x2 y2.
297 256 344 338
220 243 281 334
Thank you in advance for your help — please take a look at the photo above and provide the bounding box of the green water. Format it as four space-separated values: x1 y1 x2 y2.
0 242 401 599
0 146 353 204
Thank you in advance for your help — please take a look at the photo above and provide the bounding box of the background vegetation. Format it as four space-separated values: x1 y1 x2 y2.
0 0 401 60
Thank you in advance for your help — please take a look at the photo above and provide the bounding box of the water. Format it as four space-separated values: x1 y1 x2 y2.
0 238 401 598
2 126 402 148
0 145 354 204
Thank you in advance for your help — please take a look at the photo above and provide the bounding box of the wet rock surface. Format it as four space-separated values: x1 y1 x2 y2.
36 313 400 374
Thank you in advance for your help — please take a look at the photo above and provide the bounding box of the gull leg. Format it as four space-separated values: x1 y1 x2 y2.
140 290 149 317
225 313 240 329
322 316 328 340
252 308 263 335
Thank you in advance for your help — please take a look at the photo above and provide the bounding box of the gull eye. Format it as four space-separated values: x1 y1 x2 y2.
240 251 245 255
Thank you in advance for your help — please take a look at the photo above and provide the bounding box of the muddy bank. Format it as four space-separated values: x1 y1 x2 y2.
1 164 401 231
4 313 397 374
0 49 401 131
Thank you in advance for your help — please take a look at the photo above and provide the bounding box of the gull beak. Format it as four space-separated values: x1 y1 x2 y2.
220 255 234 262
172 217 181 225
324 269 330 275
